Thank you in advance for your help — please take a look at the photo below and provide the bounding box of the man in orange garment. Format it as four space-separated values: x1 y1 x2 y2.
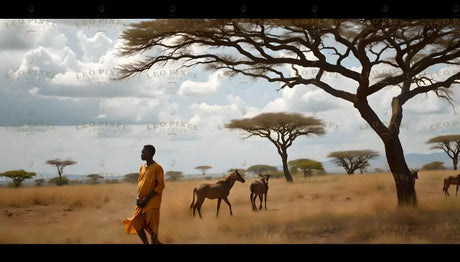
123 144 165 244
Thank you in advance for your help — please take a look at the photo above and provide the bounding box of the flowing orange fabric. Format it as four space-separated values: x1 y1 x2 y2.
123 162 165 235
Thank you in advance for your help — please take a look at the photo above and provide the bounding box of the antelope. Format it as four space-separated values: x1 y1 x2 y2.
443 174 460 196
410 168 419 180
190 170 245 218
250 174 271 211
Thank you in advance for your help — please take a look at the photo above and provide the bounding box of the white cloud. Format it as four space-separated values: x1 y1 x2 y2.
99 97 160 123
28 86 39 95
10 45 78 79
263 97 287 112
0 19 59 50
405 92 451 115
263 84 346 114
189 94 251 120
76 30 113 63
178 72 221 96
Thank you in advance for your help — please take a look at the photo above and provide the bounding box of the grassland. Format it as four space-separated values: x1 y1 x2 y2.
1 170 460 244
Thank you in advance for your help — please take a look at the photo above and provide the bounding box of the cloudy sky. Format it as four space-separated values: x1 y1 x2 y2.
0 18 458 179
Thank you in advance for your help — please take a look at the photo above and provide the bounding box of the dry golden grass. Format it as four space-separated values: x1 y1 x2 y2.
1 170 460 244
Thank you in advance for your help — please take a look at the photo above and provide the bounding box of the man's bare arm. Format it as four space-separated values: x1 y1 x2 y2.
137 190 158 207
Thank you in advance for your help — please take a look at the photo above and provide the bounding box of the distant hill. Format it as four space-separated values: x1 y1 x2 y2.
404 152 453 170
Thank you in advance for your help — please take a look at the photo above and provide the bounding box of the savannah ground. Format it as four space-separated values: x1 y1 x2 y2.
1 170 460 244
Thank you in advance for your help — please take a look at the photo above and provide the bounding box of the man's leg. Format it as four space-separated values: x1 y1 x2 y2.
136 229 149 244
150 232 162 244
148 208 161 244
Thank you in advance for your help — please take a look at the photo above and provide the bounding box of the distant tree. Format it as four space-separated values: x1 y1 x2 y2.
123 172 139 184
69 179 83 185
226 112 325 182
49 176 69 186
104 179 119 184
289 159 324 177
227 169 247 179
246 165 278 176
228 168 246 173
195 165 212 179
0 170 36 188
46 159 77 186
426 134 460 170
35 178 46 187
421 161 447 171
269 170 285 179
165 171 184 181
87 174 104 184
328 150 380 175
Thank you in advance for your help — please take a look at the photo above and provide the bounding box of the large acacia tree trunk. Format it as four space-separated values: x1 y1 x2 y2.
356 99 417 207
280 150 293 183
383 136 417 206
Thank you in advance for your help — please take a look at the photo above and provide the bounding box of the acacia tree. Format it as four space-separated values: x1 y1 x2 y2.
115 19 460 206
0 170 36 188
195 165 212 179
426 134 460 170
225 112 325 182
289 158 325 177
87 174 104 184
46 159 77 186
246 164 278 176
328 150 380 175
165 171 184 181
421 161 447 170
123 172 139 184
35 178 46 187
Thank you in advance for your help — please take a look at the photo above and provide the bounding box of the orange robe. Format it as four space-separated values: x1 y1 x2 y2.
123 162 165 235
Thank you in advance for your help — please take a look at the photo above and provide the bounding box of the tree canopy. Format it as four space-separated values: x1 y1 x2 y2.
165 171 184 181
123 172 139 184
87 174 104 184
46 159 77 166
288 158 324 177
246 164 278 175
289 158 325 176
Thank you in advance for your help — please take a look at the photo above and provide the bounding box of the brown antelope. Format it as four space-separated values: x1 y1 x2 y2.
190 170 245 218
410 168 419 180
443 174 460 196
250 174 271 211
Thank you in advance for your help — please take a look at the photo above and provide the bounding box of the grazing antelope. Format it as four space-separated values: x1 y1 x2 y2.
443 174 460 196
410 168 419 180
250 174 271 211
190 170 245 218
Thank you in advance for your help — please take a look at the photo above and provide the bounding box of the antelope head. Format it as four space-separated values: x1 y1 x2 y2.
263 174 271 183
233 169 245 183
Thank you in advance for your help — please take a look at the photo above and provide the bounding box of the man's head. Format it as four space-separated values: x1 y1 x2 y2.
141 144 156 161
